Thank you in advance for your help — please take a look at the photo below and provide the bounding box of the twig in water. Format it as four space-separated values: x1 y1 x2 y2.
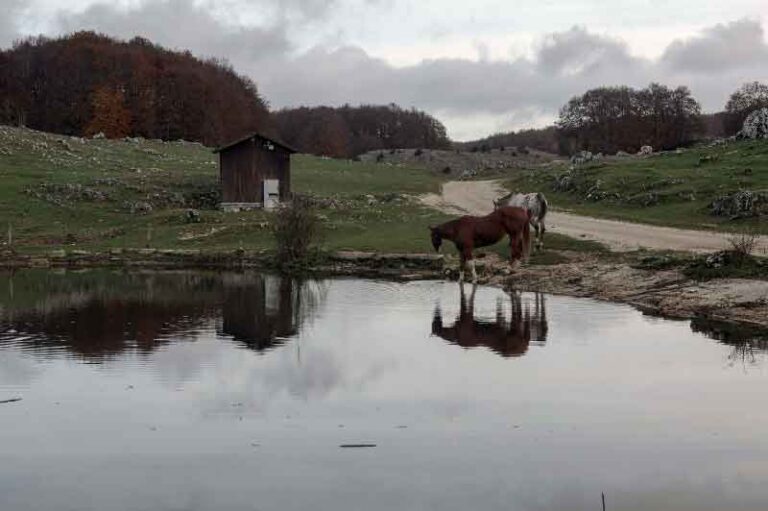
602 492 606 511
0 398 22 404
339 443 376 448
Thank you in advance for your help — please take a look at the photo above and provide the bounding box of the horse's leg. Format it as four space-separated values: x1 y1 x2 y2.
508 231 521 269
458 251 466 282
531 220 544 250
461 246 477 283
539 220 546 249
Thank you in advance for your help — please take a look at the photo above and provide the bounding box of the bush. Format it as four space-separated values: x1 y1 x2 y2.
271 195 323 266
414 148 423 156
728 231 758 262
376 152 385 162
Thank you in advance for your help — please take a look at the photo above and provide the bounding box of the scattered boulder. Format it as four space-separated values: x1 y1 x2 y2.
638 145 653 156
91 132 106 140
125 201 153 215
709 190 768 219
615 150 630 157
185 209 201 223
740 108 768 139
552 172 576 192
570 150 594 165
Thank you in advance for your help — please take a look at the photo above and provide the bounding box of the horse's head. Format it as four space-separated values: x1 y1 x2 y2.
428 225 442 252
492 198 502 210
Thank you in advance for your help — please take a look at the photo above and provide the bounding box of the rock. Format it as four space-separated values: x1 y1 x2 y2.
709 190 768 218
124 201 153 215
740 107 768 139
185 209 201 223
92 132 106 139
615 151 630 157
638 145 653 156
570 150 593 165
552 172 576 192
705 250 732 269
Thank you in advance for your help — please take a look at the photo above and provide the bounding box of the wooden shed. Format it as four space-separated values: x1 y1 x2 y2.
214 132 297 211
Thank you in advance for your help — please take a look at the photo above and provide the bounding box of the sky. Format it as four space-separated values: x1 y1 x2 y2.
2 0 768 140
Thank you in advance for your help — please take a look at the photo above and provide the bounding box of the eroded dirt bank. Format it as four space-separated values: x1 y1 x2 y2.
467 253 768 329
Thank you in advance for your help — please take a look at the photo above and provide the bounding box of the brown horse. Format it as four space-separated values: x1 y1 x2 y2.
431 284 548 358
429 206 531 282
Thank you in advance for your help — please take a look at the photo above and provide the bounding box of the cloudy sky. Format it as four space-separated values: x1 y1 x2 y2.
2 0 768 140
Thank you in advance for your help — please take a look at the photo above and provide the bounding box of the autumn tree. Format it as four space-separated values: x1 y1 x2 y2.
84 86 132 138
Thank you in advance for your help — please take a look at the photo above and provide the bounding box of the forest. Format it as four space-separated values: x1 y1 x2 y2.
0 32 271 146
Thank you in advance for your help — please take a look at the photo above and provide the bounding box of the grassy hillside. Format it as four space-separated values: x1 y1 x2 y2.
502 140 768 234
0 126 447 253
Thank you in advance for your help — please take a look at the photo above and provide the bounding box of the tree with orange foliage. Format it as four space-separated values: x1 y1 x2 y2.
84 86 132 139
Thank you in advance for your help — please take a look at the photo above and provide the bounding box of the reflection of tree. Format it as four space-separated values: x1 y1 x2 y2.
219 274 326 353
431 285 548 358
690 318 768 367
0 271 326 362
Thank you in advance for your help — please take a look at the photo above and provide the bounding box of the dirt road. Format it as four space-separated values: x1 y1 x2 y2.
422 180 768 253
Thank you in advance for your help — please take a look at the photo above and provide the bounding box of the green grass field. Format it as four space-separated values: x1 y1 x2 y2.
502 139 768 234
0 126 449 254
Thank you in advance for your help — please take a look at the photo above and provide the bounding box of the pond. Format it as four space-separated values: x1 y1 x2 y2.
1 269 768 511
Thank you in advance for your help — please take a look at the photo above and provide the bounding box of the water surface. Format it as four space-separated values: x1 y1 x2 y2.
1 269 768 511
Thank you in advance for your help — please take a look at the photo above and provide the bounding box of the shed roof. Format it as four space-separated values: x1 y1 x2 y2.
214 131 298 154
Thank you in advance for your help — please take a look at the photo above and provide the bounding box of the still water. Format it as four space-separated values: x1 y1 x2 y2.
1 269 768 511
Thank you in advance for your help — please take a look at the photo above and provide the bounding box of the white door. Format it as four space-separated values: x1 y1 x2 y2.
263 179 280 210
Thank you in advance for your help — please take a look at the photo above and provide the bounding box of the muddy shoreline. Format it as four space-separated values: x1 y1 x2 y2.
2 248 767 331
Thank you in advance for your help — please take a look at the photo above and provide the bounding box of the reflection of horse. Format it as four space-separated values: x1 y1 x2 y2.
431 284 547 358
429 206 531 282
493 192 548 250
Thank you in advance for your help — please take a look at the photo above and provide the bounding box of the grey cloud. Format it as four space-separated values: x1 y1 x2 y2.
0 0 25 48
661 19 768 73
537 26 638 76
257 29 649 122
56 0 291 64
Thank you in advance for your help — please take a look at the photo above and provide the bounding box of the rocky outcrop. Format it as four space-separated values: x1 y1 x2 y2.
740 108 768 139
709 190 768 218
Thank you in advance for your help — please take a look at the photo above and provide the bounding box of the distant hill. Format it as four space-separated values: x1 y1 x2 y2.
273 104 452 158
0 32 271 146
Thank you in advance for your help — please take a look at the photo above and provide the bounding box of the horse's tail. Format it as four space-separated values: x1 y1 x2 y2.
536 192 548 221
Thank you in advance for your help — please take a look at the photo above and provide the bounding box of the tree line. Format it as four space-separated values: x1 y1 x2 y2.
2 31 768 157
272 104 451 159
467 81 768 156
0 32 271 146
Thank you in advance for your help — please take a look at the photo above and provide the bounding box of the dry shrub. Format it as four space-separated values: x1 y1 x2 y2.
271 195 323 264
728 230 758 262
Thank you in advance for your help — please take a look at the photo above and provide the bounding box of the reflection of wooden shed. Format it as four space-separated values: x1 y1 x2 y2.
214 132 297 211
